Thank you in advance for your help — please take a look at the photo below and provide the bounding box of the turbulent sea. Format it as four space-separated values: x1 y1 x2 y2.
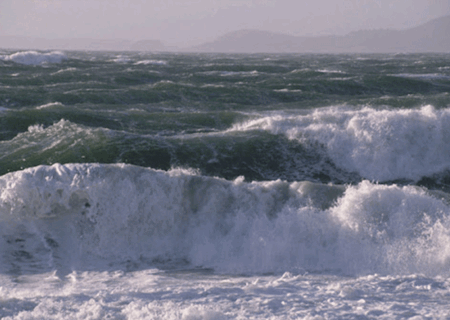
1 50 450 319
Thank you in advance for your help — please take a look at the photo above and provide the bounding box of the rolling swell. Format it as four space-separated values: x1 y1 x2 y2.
2 104 450 186
0 117 356 183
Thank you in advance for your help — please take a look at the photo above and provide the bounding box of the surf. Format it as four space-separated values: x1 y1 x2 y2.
1 163 449 276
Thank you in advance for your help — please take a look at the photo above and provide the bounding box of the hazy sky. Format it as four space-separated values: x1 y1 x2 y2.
1 0 449 47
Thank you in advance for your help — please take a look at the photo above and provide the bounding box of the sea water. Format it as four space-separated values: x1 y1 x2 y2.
1 50 450 319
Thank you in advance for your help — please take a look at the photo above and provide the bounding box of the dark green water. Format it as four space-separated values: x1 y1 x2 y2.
1 51 450 185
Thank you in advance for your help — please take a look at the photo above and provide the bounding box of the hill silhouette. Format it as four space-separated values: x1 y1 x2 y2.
191 15 450 53
1 15 449 53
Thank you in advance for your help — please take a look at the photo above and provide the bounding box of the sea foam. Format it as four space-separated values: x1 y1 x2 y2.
1 164 449 276
134 59 167 65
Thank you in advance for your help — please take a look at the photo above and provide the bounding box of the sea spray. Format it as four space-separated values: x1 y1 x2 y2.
1 164 450 276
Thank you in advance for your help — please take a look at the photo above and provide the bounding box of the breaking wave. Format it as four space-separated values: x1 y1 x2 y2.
231 105 450 182
1 164 450 276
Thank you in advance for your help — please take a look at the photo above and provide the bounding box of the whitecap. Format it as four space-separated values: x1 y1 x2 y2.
51 67 77 75
201 84 226 88
111 55 131 63
317 69 346 74
290 68 311 73
134 60 167 66
220 70 259 77
1 51 67 65
36 102 64 110
393 73 450 80
273 88 302 93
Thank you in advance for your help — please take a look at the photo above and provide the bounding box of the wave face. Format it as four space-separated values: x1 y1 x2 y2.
1 163 450 277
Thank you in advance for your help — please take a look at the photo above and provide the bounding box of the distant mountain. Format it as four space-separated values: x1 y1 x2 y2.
188 30 301 53
1 15 449 53
191 15 450 53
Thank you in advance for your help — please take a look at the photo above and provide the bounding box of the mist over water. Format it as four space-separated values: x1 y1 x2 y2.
1 50 450 319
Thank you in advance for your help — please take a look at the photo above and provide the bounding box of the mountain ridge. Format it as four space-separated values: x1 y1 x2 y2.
1 15 449 53
190 15 450 53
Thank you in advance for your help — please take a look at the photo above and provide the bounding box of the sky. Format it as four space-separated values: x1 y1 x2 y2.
1 0 450 47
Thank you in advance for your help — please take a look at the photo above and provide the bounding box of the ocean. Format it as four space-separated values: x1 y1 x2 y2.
1 50 450 319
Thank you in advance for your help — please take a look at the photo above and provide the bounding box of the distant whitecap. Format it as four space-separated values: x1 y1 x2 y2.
134 60 167 65
1 51 67 65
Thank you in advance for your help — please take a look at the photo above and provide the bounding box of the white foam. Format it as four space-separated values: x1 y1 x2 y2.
1 270 449 319
220 70 259 77
111 55 131 63
1 164 449 276
134 59 167 65
273 88 302 93
36 102 64 110
330 181 450 275
317 69 346 74
230 105 450 181
394 73 450 80
290 68 311 73
1 51 67 65
200 84 225 88
51 67 77 75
